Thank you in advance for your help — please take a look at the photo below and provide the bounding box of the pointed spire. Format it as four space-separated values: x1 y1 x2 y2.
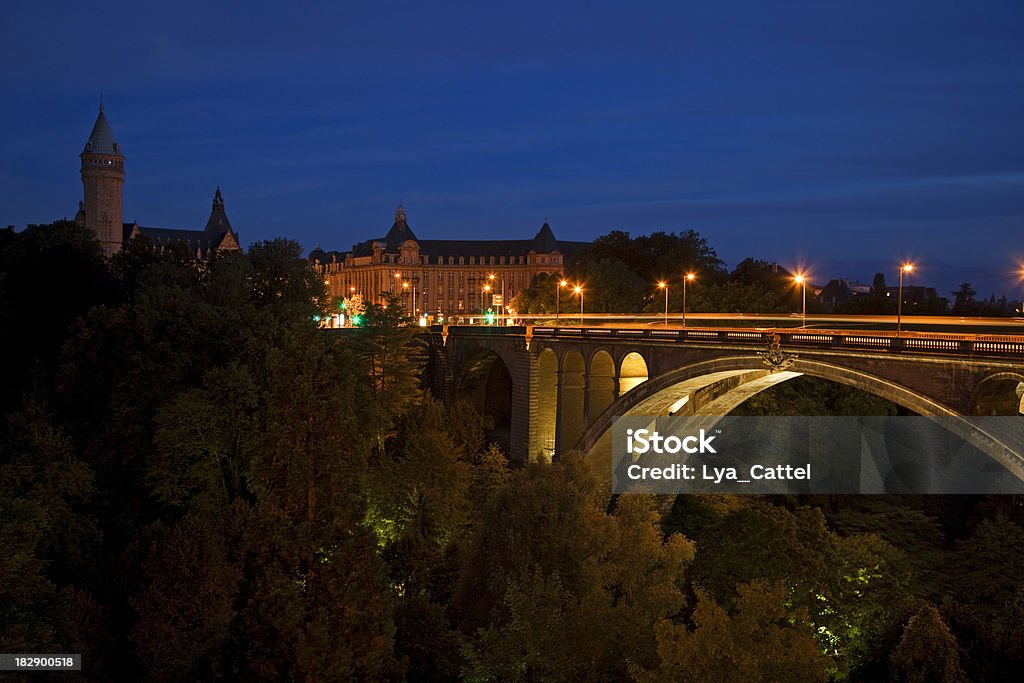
395 202 406 223
205 187 232 233
82 103 121 156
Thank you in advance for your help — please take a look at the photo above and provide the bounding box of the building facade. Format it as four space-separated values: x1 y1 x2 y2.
74 105 240 258
310 206 588 319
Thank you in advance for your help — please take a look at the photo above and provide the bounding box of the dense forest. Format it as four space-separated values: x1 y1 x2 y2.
2 223 1023 681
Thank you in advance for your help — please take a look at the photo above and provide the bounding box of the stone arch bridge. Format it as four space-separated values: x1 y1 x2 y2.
428 325 1024 481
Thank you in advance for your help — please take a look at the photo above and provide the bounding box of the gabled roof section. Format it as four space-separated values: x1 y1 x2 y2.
205 187 233 233
82 104 122 156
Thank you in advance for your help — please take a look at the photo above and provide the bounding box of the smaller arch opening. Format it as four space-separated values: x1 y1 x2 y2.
588 350 616 424
619 352 649 395
456 349 513 451
972 375 1024 416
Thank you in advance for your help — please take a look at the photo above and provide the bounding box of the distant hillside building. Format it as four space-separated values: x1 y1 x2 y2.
310 205 589 318
73 105 240 257
815 279 871 310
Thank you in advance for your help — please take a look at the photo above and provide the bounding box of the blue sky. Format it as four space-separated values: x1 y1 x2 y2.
2 1 1022 297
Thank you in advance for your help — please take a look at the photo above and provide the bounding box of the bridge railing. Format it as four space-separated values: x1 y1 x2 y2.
435 325 1024 358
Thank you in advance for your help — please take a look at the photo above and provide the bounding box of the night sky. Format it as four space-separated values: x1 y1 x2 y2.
2 1 1022 297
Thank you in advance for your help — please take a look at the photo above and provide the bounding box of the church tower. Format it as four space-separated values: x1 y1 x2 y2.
79 103 125 255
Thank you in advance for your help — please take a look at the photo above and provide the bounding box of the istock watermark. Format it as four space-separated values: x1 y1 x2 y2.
611 415 1024 495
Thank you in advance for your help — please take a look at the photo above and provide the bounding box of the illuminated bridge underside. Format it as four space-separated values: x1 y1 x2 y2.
429 326 1024 482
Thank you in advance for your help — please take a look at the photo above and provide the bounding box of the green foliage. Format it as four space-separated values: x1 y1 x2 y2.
575 258 647 313
890 604 967 683
458 457 693 681
634 581 829 683
509 272 566 315
4 222 1024 680
689 501 911 678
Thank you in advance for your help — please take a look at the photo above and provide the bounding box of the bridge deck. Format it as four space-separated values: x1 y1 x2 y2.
436 324 1024 359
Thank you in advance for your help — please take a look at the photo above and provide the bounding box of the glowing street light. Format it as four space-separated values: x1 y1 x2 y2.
1019 267 1024 316
657 281 669 326
402 281 416 318
897 262 914 337
556 278 568 325
482 283 492 322
489 273 505 321
683 273 696 328
793 273 808 328
574 285 584 325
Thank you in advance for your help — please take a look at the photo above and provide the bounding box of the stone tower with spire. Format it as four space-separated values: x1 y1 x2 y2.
78 102 125 255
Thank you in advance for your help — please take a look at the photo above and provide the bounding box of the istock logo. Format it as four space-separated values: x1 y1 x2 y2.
625 428 717 455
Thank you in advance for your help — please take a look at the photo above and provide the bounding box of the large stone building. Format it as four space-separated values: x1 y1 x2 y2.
310 206 589 319
74 105 240 257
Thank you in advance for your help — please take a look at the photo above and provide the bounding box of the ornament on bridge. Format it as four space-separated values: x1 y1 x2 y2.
758 333 797 372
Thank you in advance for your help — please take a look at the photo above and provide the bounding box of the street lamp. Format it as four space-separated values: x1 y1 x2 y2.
574 285 584 325
1019 267 1024 316
402 281 416 318
683 273 696 328
657 281 669 326
556 279 568 325
897 263 914 336
483 283 492 322
793 273 807 328
489 273 505 323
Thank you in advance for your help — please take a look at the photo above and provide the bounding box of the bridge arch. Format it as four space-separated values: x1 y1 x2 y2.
588 350 616 429
558 349 587 456
454 347 514 451
618 351 649 395
536 348 559 462
577 355 1024 482
971 372 1024 416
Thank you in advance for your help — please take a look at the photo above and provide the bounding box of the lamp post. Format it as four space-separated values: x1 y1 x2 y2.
897 263 914 336
793 274 807 328
402 281 416 319
483 283 492 323
556 279 568 325
1018 267 1024 317
683 273 695 328
487 273 505 324
657 281 668 325
574 285 584 325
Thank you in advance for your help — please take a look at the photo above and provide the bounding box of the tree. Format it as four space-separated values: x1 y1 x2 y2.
458 457 693 681
349 292 425 454
509 272 562 315
689 502 910 677
634 581 828 683
574 258 647 313
890 605 967 683
952 283 977 316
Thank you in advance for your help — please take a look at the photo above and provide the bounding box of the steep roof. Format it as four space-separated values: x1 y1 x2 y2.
121 189 239 255
530 222 558 253
82 105 122 156
124 224 231 253
205 187 233 233
383 204 418 250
